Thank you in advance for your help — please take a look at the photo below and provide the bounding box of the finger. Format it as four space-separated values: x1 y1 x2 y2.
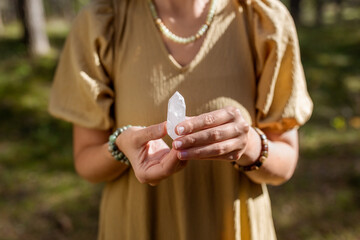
139 149 180 183
148 181 160 186
177 138 245 160
158 149 181 176
206 150 243 161
134 122 167 146
173 123 243 150
175 159 188 172
176 106 241 136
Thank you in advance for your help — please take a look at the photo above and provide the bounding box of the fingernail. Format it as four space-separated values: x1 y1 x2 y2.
178 151 188 159
177 126 185 135
174 141 182 149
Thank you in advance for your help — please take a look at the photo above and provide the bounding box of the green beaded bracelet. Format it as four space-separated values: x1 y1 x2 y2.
108 125 132 165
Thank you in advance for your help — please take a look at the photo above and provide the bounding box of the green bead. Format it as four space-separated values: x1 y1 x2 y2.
108 145 113 152
108 125 132 165
109 135 117 143
108 144 117 151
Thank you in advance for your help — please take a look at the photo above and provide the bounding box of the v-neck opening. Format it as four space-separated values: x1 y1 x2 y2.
144 0 219 71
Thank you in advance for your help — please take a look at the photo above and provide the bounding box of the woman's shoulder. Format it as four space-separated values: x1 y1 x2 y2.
239 0 297 40
240 0 293 24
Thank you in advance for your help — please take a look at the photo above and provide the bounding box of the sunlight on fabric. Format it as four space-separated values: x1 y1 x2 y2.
93 52 100 66
80 71 100 96
234 199 241 240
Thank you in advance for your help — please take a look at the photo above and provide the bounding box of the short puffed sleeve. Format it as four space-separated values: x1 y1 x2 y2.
243 0 313 131
49 0 115 130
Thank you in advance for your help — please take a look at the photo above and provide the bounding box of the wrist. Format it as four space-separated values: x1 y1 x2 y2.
108 125 132 164
236 127 262 165
233 127 268 172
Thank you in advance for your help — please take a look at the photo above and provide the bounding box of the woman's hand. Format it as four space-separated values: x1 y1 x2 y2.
172 106 254 164
171 106 300 186
117 122 187 185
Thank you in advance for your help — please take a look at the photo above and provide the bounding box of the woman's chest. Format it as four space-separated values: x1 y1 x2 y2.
112 0 257 126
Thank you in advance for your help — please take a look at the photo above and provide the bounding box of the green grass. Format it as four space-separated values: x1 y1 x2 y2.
0 10 360 240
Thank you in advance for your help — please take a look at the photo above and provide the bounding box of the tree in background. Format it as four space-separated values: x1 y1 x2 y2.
0 1 6 33
0 11 3 33
315 0 324 25
289 0 302 24
17 0 50 56
316 0 344 25
289 0 345 26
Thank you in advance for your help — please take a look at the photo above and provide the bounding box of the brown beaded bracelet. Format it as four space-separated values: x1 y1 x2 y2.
232 127 268 172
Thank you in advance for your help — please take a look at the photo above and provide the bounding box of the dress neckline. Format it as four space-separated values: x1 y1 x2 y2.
144 0 221 71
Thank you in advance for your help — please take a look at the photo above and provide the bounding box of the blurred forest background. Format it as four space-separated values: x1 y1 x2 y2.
0 0 359 239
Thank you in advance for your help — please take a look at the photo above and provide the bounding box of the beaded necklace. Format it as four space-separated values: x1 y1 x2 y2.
148 0 216 44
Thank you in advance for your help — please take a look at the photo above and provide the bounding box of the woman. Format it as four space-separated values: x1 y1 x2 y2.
49 0 313 239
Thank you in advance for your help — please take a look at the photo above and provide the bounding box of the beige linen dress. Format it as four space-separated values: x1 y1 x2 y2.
49 0 313 239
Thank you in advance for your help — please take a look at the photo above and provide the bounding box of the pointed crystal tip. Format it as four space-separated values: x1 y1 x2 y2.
167 91 186 140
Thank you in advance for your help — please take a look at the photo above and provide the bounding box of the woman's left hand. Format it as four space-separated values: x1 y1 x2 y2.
172 106 251 162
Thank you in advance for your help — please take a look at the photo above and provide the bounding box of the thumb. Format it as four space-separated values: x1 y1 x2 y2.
135 122 167 145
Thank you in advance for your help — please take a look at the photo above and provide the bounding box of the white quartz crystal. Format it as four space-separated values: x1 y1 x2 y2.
167 91 186 140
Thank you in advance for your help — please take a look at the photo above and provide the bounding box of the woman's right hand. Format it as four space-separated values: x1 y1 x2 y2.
117 122 187 185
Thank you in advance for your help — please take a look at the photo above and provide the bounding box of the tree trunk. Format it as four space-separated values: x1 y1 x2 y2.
0 0 7 33
315 0 324 25
335 0 343 22
289 0 302 25
17 0 50 56
0 10 4 33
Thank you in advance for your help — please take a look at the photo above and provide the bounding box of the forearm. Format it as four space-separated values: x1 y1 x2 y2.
74 143 129 183
74 123 186 185
73 125 129 183
240 128 298 186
